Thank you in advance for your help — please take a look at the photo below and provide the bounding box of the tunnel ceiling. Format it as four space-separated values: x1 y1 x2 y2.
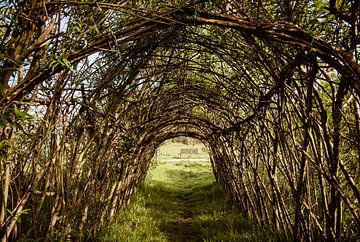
1 1 360 241
62 24 270 145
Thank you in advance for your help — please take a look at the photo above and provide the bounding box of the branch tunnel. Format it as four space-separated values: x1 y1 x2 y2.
0 1 359 241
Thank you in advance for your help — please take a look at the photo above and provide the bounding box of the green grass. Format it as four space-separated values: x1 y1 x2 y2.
96 161 282 241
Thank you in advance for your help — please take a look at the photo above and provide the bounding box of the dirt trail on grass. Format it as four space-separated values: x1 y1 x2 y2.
97 161 280 241
147 162 215 242
147 162 279 242
164 192 200 242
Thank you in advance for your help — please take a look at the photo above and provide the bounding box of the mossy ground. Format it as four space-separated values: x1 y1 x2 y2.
96 161 281 241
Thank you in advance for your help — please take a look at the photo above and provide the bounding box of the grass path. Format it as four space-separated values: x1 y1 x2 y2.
97 161 281 241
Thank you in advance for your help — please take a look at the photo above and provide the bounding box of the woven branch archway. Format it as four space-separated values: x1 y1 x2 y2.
0 1 359 241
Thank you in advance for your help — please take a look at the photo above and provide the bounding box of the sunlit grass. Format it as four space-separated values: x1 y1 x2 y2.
96 161 282 241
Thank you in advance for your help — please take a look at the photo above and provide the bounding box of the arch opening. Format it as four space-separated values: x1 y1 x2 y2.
155 136 210 162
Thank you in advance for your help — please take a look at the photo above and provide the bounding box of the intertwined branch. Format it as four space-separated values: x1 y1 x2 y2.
0 0 359 241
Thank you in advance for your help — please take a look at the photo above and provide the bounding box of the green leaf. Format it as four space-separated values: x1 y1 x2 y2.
0 141 9 158
62 57 73 70
13 104 33 119
50 59 60 72
0 140 7 150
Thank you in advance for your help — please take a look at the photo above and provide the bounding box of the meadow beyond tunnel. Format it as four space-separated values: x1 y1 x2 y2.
1 1 360 241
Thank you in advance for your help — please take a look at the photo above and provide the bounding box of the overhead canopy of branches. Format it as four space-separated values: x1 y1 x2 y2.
0 0 359 241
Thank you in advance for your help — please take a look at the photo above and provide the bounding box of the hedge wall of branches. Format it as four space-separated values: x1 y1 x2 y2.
0 0 359 241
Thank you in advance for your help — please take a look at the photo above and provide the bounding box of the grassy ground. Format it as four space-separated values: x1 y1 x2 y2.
96 161 281 241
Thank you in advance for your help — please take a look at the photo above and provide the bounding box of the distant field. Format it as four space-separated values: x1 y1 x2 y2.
155 142 210 161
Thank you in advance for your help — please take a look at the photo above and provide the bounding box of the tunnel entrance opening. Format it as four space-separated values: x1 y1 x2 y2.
154 136 210 162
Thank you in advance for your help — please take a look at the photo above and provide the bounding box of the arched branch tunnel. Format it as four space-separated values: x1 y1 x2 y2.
0 1 359 241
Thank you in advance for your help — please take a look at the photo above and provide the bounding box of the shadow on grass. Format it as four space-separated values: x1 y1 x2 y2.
143 167 282 242
96 162 283 242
